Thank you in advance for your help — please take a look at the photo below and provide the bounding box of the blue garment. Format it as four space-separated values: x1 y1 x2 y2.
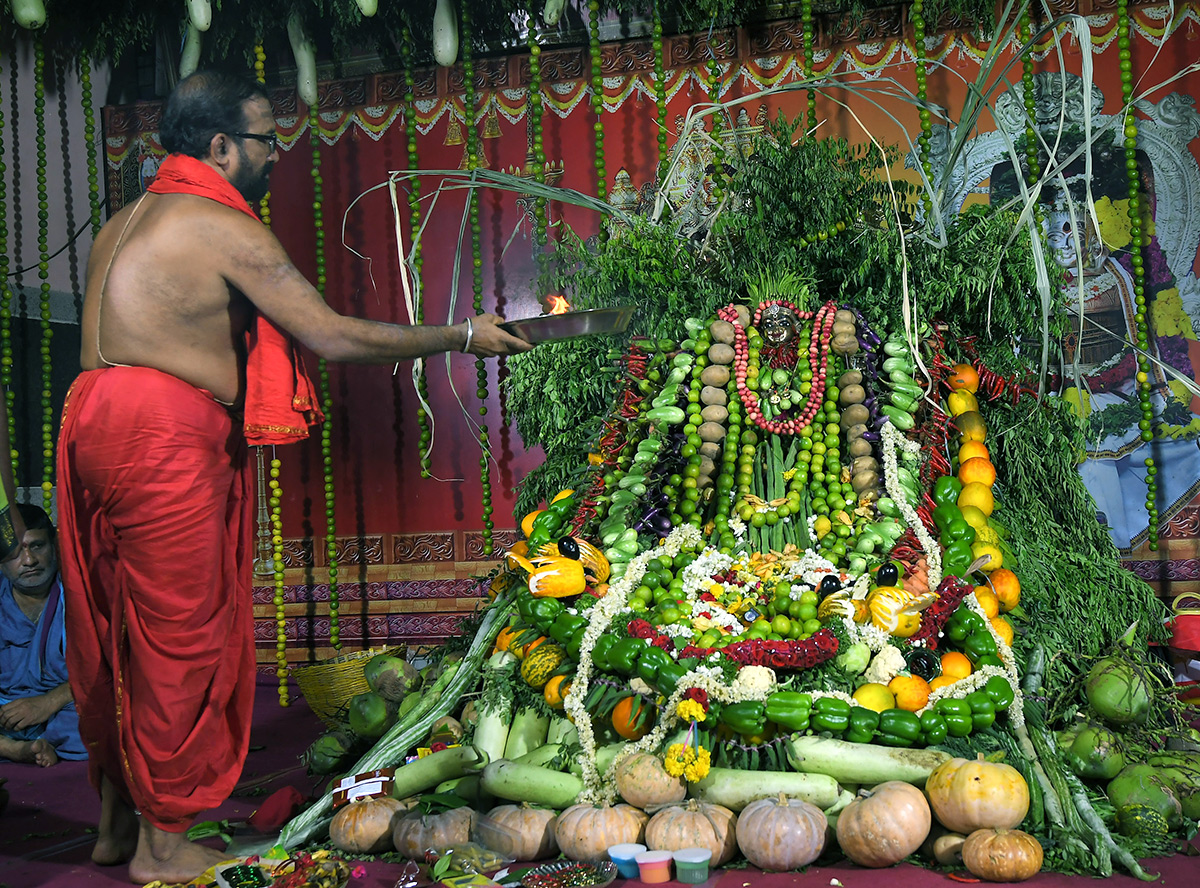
0 576 86 759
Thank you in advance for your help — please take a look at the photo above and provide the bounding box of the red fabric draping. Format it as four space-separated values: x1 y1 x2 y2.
147 153 324 444
56 366 254 831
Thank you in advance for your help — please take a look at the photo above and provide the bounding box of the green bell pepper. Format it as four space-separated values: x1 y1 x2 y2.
933 476 964 507
636 645 673 685
516 593 537 622
765 691 813 732
984 675 1015 712
548 493 577 519
975 654 1005 670
549 613 588 646
846 706 880 744
945 606 984 643
811 697 851 736
720 701 768 737
589 635 617 673
942 518 977 545
935 698 974 737
566 625 587 661
942 540 975 577
877 708 922 747
655 661 688 696
607 638 647 676
530 597 565 633
919 711 948 745
964 629 998 663
967 691 996 730
932 503 963 533
532 509 565 536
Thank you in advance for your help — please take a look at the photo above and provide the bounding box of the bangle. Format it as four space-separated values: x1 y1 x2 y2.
461 317 474 354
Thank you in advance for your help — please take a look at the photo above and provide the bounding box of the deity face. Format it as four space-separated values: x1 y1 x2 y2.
759 305 799 347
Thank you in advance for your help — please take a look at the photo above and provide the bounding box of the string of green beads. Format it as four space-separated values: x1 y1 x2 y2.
1020 10 1039 185
527 15 548 249
1116 1 1157 549
34 40 53 512
588 0 607 210
309 101 341 644
0 55 16 491
269 455 289 705
911 0 933 220
652 0 668 173
401 28 433 477
80 52 102 239
801 0 816 133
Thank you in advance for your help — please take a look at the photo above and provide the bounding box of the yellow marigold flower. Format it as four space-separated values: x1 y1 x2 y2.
662 743 690 778
1093 195 1132 252
683 747 712 783
1151 288 1197 339
676 699 707 722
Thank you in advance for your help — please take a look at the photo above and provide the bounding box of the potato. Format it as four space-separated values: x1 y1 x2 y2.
845 422 869 441
852 456 880 476
700 442 722 460
700 365 730 387
839 404 870 429
709 319 736 344
701 385 727 406
696 473 713 490
832 320 857 338
701 404 729 424
699 456 716 477
851 470 879 492
698 421 726 443
848 437 874 458
839 384 866 406
707 343 736 365
835 309 857 324
733 304 751 327
857 487 881 504
838 369 863 388
831 332 859 356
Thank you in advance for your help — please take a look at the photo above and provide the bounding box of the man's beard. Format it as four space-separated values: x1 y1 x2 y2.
233 142 273 203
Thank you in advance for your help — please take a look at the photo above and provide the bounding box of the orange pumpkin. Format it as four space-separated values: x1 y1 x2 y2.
612 696 653 740
925 755 1030 834
836 781 931 867
735 793 827 872
392 807 473 859
555 804 648 862
329 796 408 854
613 751 687 810
962 828 1044 882
479 804 559 861
646 800 738 866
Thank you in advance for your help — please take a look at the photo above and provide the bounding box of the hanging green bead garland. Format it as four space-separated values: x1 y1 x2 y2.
911 0 933 220
1116 0 1157 549
1020 9 1039 186
0 58 16 490
652 0 668 173
461 2 494 555
401 28 433 478
309 101 341 645
705 57 725 203
801 0 816 133
34 39 53 513
587 0 607 211
80 53 102 239
527 15 548 248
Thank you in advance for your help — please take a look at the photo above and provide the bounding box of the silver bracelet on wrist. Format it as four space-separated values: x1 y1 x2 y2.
461 317 474 354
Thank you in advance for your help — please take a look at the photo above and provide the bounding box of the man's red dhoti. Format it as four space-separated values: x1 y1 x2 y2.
56 366 254 831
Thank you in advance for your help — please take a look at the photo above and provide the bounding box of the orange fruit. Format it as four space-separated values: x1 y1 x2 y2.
889 674 932 712
954 411 988 443
940 651 974 681
988 568 1021 613
991 616 1015 648
930 675 959 692
958 440 990 463
948 363 980 393
612 695 653 740
974 585 1000 619
958 457 997 487
958 481 995 516
946 389 979 417
520 509 545 538
853 683 896 713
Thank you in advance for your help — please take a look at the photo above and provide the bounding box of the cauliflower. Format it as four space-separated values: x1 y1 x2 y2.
628 677 655 697
731 665 776 696
862 645 906 685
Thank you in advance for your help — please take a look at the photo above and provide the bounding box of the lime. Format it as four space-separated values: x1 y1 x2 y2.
634 585 654 604
802 618 823 635
799 589 818 606
771 615 792 636
660 606 681 623
797 603 818 622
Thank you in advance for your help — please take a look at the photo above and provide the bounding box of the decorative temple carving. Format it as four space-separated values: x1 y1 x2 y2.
392 532 457 563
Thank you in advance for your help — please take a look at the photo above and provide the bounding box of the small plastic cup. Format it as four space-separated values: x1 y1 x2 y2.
607 843 647 880
635 850 673 884
673 848 713 884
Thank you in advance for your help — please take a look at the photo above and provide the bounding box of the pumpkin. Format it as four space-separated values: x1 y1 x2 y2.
392 806 474 859
521 643 566 688
613 751 687 810
555 804 648 862
836 781 931 867
926 755 1029 834
735 792 826 872
479 804 559 861
329 796 407 854
646 799 738 866
961 828 1043 882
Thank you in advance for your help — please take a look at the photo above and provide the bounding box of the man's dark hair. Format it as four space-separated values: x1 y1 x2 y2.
16 503 54 542
160 71 270 159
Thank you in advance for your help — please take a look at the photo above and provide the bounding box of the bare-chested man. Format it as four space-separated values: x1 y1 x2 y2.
56 70 531 885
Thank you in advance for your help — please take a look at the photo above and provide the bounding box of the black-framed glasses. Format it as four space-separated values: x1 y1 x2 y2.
234 131 278 153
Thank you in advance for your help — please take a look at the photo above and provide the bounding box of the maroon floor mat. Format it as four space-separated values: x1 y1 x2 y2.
3 681 1198 887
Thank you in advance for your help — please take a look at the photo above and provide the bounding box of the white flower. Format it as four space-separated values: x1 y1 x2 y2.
862 644 907 685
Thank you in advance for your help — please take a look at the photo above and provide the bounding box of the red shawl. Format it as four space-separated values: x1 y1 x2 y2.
147 153 324 444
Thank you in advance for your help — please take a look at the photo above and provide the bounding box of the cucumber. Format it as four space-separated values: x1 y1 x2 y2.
481 759 583 808
882 356 915 375
387 745 489 801
503 707 550 760
787 736 951 787
880 406 915 430
890 391 917 413
688 766 839 811
882 340 910 357
645 406 686 425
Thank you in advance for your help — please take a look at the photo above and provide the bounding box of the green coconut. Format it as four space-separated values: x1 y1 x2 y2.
303 729 358 775
363 653 420 703
347 691 397 739
1146 751 1200 820
1058 722 1126 781
1107 764 1183 833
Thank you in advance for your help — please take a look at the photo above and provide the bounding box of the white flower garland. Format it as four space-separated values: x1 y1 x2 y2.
880 421 942 589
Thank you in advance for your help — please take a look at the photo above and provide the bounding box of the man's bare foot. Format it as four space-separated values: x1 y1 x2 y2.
92 774 139 866
0 735 56 765
127 818 230 885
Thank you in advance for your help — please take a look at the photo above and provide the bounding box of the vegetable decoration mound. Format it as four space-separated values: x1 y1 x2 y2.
279 118 1191 883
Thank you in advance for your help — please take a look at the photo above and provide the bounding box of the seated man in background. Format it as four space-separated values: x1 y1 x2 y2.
0 503 85 766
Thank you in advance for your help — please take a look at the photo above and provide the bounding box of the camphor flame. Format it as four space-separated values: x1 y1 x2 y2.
545 294 571 315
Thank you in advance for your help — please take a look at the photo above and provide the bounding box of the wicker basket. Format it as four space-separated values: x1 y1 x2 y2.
292 646 406 728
